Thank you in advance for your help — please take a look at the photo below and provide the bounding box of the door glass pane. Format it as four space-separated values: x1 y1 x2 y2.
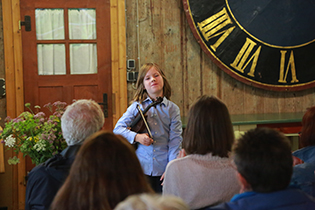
70 44 97 74
35 9 65 40
37 44 66 75
69 9 96 40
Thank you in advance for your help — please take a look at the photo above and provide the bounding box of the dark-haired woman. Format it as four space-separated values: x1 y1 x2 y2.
163 95 240 209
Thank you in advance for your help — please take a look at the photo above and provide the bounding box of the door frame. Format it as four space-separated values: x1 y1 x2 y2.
2 0 127 209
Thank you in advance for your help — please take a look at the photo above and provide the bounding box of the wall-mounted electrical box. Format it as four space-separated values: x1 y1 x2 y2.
127 59 135 69
127 71 138 82
0 78 5 98
127 59 137 82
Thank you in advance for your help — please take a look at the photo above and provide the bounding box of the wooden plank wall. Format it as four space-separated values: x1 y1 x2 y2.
125 0 315 117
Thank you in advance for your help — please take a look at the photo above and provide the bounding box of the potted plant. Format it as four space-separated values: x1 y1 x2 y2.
0 101 68 165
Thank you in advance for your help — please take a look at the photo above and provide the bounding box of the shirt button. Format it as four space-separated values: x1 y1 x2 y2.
153 150 156 152
155 123 157 125
153 157 155 160
155 132 157 134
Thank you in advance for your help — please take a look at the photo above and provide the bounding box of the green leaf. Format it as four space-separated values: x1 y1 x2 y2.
8 156 20 165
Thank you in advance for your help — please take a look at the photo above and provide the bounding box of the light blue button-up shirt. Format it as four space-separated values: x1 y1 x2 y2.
113 97 182 176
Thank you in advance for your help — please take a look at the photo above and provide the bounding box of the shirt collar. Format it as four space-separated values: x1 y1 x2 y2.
143 96 167 106
230 191 257 202
60 145 81 158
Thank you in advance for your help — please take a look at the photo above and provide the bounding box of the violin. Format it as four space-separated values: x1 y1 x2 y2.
129 97 163 136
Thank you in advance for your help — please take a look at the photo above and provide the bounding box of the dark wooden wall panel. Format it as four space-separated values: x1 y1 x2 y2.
73 85 98 100
126 0 315 117
39 86 64 107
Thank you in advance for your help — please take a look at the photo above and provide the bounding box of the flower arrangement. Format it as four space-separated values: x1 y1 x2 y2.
0 101 68 165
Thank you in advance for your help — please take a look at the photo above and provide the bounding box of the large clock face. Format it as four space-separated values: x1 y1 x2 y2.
183 0 315 91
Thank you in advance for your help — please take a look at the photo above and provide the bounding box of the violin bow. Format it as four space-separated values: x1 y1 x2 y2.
136 104 153 139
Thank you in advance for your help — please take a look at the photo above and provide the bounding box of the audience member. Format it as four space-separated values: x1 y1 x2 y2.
208 127 315 210
50 131 154 210
25 99 105 210
291 106 315 197
114 193 189 210
163 95 240 209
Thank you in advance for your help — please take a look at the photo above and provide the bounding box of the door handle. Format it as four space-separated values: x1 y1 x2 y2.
98 93 108 118
20 15 31 31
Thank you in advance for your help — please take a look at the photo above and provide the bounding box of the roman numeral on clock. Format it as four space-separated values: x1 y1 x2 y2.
230 38 261 77
278 50 299 83
197 7 235 52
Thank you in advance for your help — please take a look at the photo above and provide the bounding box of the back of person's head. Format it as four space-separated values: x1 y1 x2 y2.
157 195 190 210
114 193 189 210
51 131 153 210
300 106 315 147
182 95 234 157
61 99 104 146
233 127 293 193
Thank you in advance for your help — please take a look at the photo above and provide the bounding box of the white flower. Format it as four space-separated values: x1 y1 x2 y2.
4 134 16 147
33 140 46 152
